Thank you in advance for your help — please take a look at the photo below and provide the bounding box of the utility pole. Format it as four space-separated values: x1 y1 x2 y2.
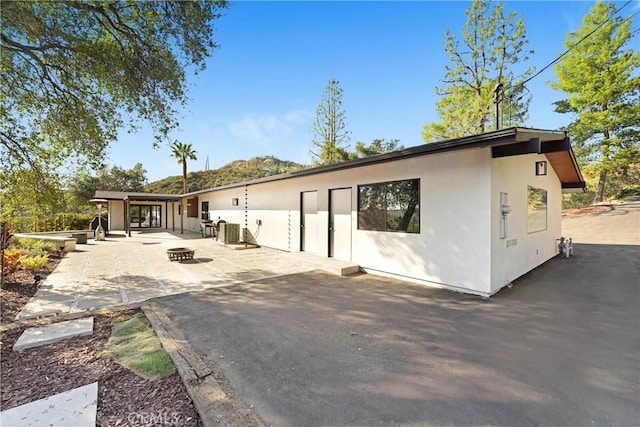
494 82 504 130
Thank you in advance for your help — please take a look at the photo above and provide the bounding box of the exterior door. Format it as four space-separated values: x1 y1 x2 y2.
300 191 318 253
329 188 352 261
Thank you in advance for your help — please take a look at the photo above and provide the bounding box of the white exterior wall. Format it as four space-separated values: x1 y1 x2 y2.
108 200 125 231
185 148 494 295
490 153 562 294
352 149 493 295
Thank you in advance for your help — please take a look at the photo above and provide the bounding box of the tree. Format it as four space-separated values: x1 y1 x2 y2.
350 139 404 159
310 79 351 165
422 0 534 142
550 1 639 203
171 142 197 194
1 0 227 175
69 163 148 208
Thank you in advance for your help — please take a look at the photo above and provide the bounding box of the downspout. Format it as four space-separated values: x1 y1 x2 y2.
172 201 175 231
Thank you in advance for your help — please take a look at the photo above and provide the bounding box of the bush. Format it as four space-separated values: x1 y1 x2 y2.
13 238 59 256
562 191 595 210
18 254 49 271
616 187 640 200
2 248 21 277
11 212 94 233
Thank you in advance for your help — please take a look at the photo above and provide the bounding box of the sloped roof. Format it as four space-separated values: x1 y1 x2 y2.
185 127 585 195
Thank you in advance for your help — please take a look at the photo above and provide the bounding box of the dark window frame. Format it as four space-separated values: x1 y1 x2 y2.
357 178 420 233
201 201 210 221
130 204 162 228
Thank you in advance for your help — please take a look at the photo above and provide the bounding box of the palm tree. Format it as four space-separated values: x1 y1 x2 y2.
170 141 197 194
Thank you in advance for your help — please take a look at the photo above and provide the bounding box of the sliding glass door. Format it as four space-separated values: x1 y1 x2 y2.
130 205 162 228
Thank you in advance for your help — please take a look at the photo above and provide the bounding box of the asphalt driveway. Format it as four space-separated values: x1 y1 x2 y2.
155 201 639 426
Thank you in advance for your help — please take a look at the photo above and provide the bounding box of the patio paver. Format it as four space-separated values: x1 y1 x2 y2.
17 230 358 319
13 317 94 351
0 382 98 427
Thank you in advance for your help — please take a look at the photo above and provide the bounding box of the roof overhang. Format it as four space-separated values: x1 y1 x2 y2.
94 191 182 202
491 129 586 193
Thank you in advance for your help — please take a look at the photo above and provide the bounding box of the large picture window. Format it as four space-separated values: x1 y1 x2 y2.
358 179 420 233
527 186 547 233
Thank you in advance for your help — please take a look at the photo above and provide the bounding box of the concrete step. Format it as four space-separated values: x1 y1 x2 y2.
13 317 94 351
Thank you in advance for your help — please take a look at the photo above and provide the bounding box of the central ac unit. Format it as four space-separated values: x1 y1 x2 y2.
220 223 239 244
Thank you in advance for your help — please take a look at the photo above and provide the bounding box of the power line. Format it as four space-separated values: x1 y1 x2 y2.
519 0 636 88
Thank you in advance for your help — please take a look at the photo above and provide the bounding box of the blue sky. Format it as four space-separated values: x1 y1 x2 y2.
106 1 637 182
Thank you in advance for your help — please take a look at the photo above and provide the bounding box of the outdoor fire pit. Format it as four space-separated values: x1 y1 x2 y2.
166 247 195 262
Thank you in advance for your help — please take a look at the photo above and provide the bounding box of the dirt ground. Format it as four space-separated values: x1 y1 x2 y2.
562 203 612 218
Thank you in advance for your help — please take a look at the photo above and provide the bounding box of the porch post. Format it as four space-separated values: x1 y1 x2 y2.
126 198 131 237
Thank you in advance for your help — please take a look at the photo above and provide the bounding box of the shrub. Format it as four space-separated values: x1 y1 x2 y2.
18 254 49 271
2 248 21 277
13 238 59 256
616 187 640 200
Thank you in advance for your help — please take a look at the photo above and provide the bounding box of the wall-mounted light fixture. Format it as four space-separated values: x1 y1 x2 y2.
536 161 547 176
232 198 239 206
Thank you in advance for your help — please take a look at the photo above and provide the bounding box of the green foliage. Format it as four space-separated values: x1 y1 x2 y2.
18 254 49 271
422 0 534 141
0 169 66 228
13 238 59 256
550 1 639 203
170 141 198 194
1 1 227 230
146 156 305 194
310 79 351 165
108 313 176 380
350 139 404 159
69 163 148 208
9 213 93 234
1 0 228 174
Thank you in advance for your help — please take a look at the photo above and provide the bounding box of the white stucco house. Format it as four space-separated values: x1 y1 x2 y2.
96 127 585 296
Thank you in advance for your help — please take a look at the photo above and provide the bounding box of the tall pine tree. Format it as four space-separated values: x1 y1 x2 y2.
310 79 351 165
551 1 639 203
422 0 534 142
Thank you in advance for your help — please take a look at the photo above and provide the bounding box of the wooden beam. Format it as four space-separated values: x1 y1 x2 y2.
562 182 586 189
540 138 571 153
492 138 541 158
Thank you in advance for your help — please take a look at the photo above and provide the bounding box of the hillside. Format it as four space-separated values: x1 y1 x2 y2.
145 156 306 194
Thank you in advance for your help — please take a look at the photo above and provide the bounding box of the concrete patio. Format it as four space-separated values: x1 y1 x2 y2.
17 230 358 320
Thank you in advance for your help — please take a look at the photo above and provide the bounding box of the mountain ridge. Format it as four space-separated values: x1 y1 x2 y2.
145 155 305 194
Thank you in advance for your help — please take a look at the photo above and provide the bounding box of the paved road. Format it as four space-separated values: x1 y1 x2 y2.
156 202 640 426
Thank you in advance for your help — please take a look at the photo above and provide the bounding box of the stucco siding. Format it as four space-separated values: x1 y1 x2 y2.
351 149 492 295
109 200 125 231
184 148 493 294
490 154 562 293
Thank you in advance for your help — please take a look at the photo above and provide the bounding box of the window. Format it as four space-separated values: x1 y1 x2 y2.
358 179 420 233
527 186 547 233
201 201 210 221
130 205 161 228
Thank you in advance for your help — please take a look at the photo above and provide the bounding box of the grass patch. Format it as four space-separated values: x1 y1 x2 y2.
107 313 175 380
